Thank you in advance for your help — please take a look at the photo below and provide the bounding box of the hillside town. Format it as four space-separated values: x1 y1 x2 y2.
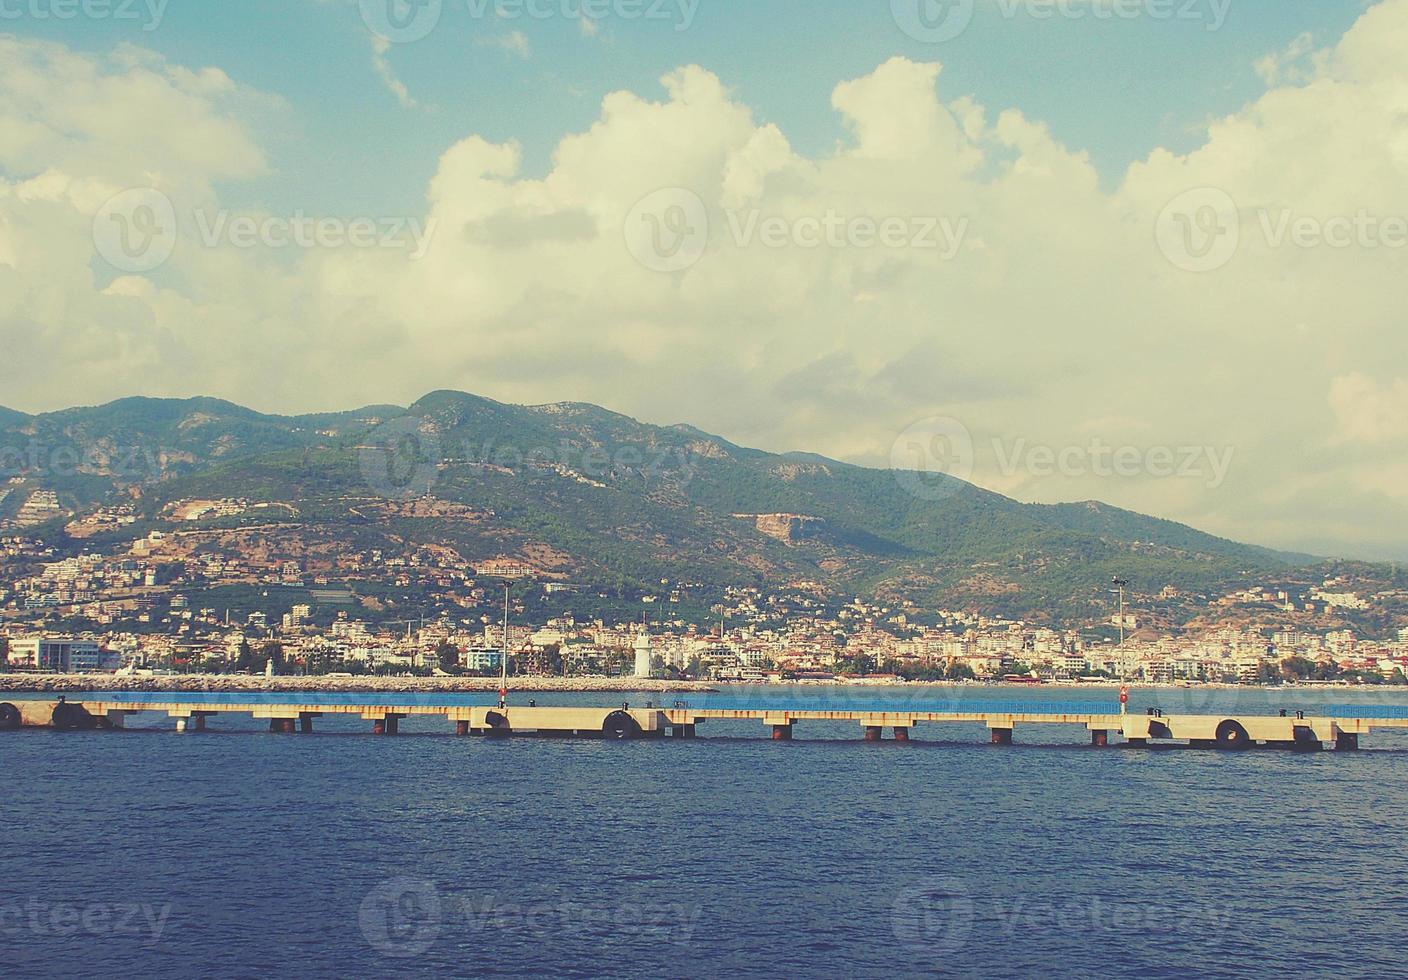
3 519 1407 686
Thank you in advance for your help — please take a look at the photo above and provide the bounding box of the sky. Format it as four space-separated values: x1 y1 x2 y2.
1 0 1406 561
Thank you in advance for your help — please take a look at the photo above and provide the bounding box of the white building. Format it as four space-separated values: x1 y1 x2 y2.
7 636 104 672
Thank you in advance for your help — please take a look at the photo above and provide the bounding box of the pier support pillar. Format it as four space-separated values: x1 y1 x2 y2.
863 726 883 742
176 719 188 734
372 719 386 736
772 724 793 741
193 714 206 732
1091 730 1109 747
268 719 299 734
893 727 911 742
671 724 696 738
456 720 471 736
990 728 1013 746
299 716 314 734
1336 732 1360 751
385 716 400 736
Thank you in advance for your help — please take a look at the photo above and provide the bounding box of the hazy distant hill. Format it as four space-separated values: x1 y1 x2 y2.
0 390 1313 622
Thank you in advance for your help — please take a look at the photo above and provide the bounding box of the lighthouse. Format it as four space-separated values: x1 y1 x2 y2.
633 627 652 679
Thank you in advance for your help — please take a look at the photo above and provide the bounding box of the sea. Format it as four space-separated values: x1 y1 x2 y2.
3 684 1407 978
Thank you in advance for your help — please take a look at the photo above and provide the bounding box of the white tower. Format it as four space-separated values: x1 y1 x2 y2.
633 628 652 678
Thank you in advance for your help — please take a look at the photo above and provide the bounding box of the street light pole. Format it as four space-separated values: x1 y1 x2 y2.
500 582 510 710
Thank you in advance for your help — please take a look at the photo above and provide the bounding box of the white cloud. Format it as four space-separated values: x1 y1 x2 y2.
370 36 416 107
5 0 1408 560
477 30 531 59
1329 374 1408 444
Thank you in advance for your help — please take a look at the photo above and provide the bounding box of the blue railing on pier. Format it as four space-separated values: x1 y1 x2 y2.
78 691 500 708
674 697 1122 716
1319 704 1408 720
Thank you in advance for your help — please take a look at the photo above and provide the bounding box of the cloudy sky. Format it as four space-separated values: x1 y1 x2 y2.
1 0 1406 560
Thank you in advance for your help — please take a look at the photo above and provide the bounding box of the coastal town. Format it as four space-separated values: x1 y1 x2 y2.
3 504 1407 686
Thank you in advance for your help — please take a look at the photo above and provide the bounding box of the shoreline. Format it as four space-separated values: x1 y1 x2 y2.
0 674 718 695
0 674 1394 696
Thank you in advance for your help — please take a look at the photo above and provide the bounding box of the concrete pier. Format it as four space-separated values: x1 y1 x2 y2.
8 698 1406 752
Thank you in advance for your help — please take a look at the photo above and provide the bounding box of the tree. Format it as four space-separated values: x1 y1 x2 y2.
435 641 462 675
946 660 976 681
260 642 285 672
233 639 258 674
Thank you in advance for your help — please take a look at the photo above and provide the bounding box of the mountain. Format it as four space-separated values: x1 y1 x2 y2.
0 391 1320 624
0 405 29 427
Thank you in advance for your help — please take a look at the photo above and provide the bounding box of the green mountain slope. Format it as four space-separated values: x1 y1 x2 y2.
0 391 1314 620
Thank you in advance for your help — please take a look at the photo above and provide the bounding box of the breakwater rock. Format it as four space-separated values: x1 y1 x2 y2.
0 674 718 695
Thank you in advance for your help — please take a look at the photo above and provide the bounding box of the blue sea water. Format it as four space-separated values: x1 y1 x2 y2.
3 686 1407 978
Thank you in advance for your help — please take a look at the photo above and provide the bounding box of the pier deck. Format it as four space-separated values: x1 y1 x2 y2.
5 696 1408 750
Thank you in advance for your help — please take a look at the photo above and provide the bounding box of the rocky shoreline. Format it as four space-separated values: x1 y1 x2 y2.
0 674 718 695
